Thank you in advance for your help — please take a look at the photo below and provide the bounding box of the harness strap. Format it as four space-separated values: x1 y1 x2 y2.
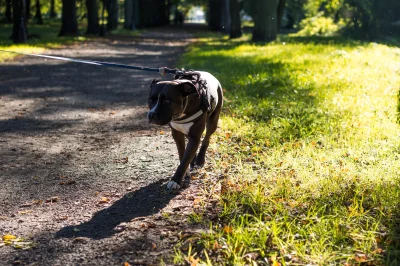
172 110 204 124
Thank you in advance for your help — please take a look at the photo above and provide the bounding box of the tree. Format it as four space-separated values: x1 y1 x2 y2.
277 0 285 29
6 0 12 23
12 0 27 43
34 0 43 24
59 0 78 36
26 0 31 20
229 0 242 38
124 0 138 30
86 0 99 34
252 0 279 42
208 0 229 31
49 0 56 18
106 0 118 30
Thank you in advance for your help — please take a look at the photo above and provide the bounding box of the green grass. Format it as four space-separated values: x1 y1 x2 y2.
177 35 400 265
0 19 140 62
0 20 92 62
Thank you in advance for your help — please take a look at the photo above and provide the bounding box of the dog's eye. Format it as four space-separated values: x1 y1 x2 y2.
165 99 171 104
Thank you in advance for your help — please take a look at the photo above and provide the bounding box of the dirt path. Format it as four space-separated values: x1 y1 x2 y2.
0 28 219 265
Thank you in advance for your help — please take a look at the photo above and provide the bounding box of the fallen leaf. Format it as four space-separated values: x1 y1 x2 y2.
114 157 128 163
372 248 384 254
99 197 110 204
272 260 281 266
32 200 43 205
3 234 17 241
124 262 131 266
188 255 200 266
54 216 68 221
2 235 34 250
160 131 164 135
213 241 222 250
193 198 201 205
131 216 146 222
354 253 369 263
18 210 32 215
45 196 59 203
152 242 157 250
223 225 233 234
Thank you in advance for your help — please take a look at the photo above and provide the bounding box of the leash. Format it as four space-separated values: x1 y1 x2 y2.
0 49 185 76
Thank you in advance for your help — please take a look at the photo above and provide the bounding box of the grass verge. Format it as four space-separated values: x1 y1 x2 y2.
0 20 92 62
176 34 400 265
0 20 140 62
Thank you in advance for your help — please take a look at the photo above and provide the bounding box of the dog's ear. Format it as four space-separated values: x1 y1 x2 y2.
177 80 199 97
150 79 160 88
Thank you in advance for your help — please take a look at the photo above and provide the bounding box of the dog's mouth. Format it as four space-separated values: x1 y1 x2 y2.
147 116 171 126
149 120 169 126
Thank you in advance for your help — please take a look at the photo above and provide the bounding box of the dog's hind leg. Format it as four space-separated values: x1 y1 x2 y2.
194 118 218 167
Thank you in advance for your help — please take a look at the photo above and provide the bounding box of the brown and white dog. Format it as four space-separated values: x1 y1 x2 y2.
147 71 223 189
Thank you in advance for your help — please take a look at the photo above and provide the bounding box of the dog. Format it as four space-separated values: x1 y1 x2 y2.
147 71 223 190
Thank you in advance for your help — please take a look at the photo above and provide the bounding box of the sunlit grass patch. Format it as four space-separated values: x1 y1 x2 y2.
0 20 91 62
177 35 400 264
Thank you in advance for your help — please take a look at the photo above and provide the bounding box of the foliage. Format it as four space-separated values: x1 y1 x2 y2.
290 0 400 38
0 0 62 18
295 12 345 36
177 34 400 264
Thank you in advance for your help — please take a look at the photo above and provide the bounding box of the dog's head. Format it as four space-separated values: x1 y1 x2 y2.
147 79 198 125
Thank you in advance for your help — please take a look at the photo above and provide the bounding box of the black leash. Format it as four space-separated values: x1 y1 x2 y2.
0 49 185 76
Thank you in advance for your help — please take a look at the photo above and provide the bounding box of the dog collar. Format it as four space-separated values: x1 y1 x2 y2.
172 110 204 124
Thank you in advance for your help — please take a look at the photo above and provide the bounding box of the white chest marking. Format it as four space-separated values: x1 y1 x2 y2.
170 122 194 135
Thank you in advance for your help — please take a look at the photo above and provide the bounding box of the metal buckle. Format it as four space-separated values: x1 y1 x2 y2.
158 67 166 76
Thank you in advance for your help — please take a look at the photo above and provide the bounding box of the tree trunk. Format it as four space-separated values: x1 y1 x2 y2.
124 0 133 29
222 0 230 33
229 0 242 38
86 0 99 34
50 0 56 18
276 0 285 30
106 0 118 30
59 0 78 36
12 0 27 43
252 0 279 42
26 0 31 20
6 0 12 23
208 0 224 31
35 0 43 24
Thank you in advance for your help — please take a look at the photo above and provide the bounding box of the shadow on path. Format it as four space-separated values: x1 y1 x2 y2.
56 180 176 240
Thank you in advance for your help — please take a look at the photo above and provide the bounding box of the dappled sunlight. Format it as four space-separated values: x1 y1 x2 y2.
179 34 400 264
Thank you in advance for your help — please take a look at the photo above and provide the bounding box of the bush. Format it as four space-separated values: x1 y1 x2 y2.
295 12 344 36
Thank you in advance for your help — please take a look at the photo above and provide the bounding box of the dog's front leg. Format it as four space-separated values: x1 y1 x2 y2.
167 134 201 190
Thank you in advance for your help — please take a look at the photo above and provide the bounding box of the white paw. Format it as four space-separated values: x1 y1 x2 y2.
166 181 181 190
